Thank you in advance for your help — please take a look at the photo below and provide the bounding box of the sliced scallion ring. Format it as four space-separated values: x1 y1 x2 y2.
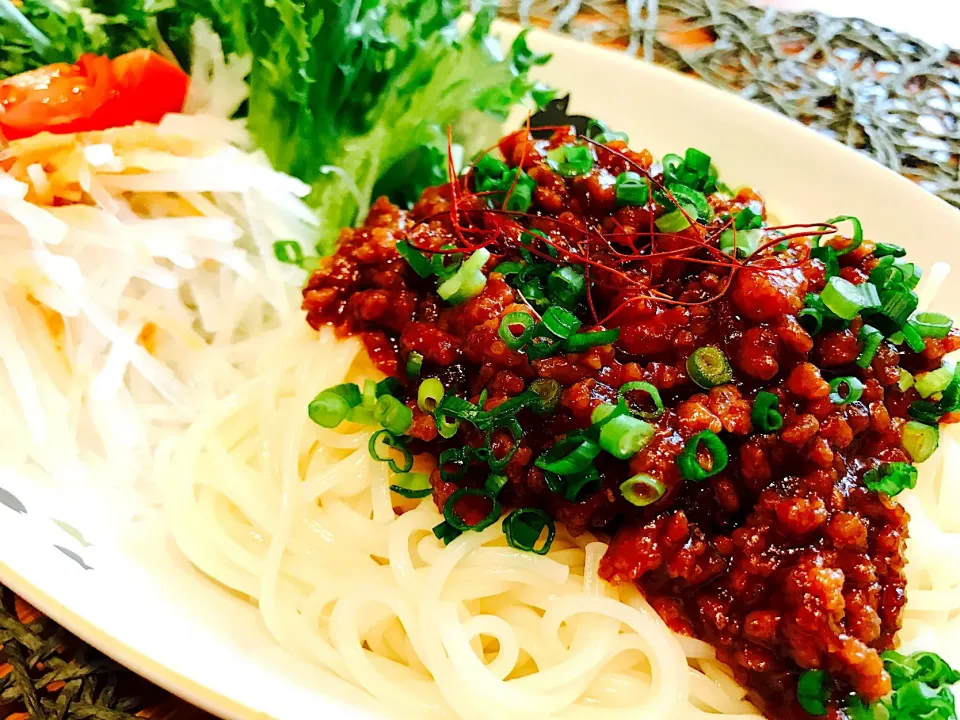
686 347 733 388
562 468 602 502
677 430 728 482
856 324 884 369
655 203 698 233
619 381 664 419
751 391 783 433
540 306 582 339
903 420 939 463
820 276 880 320
534 435 601 476
443 488 501 532
620 474 666 507
498 312 536 350
828 376 864 405
823 215 863 256
368 430 414 473
915 366 955 398
599 414 655 460
911 312 953 339
503 508 556 554
389 472 432 499
564 328 620 352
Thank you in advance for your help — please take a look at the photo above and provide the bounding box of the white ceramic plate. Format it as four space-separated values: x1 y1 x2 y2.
1 23 959 720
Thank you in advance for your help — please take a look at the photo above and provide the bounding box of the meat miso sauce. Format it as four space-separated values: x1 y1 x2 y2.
302 122 960 719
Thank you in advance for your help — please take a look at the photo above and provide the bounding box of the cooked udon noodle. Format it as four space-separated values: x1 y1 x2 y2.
1 40 959 718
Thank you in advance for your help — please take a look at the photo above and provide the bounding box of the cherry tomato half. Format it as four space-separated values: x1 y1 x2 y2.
0 50 189 141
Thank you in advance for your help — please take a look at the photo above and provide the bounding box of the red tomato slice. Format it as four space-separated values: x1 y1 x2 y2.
0 50 189 142
0 56 115 140
109 49 190 126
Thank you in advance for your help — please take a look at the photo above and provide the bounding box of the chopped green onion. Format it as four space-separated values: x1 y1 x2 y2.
687 347 733 389
661 154 683 184
667 184 712 221
912 312 953 339
829 376 864 405
308 383 362 428
435 412 460 439
586 118 629 144
619 381 664 419
619 474 666 507
546 144 594 177
529 378 562 416
503 508 556 554
751 391 783 433
374 395 413 434
903 420 939 463
824 215 863 256
535 435 601 475
863 462 918 497
485 473 508 497
677 430 728 482
898 368 915 393
430 247 463 280
438 447 469 482
684 147 711 176
874 242 906 258
498 312 536 350
493 260 525 277
362 379 378 409
915 367 955 398
432 520 461 545
734 206 763 230
541 306 582 339
437 248 490 305
897 261 923 290
563 468 602 502
820 276 880 320
486 419 521 472
564 328 620 352
406 352 424 378
810 245 839 279
884 650 960 690
417 378 445 413
591 401 628 428
547 266 586 307
525 330 565 359
909 400 944 425
599 414 655 460
615 171 649 206
504 174 535 213
273 240 304 265
856 324 884 369
475 154 509 180
720 227 763 258
443 488 501 532
655 203 698 233
901 322 927 352
867 286 919 334
797 670 830 716
798 294 826 335
396 240 434 278
389 472 432 499
368 430 414 473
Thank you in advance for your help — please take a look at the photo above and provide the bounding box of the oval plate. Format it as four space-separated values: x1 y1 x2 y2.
1 22 959 720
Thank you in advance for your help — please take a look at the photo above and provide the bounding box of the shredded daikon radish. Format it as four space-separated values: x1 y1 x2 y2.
0 93 317 490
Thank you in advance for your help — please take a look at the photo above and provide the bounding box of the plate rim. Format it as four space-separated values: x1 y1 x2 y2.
2 18 960 720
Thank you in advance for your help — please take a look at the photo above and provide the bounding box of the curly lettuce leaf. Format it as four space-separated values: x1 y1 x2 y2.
237 1 551 251
0 0 551 253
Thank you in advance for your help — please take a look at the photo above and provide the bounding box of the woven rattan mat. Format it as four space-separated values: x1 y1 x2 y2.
1 1 958 718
